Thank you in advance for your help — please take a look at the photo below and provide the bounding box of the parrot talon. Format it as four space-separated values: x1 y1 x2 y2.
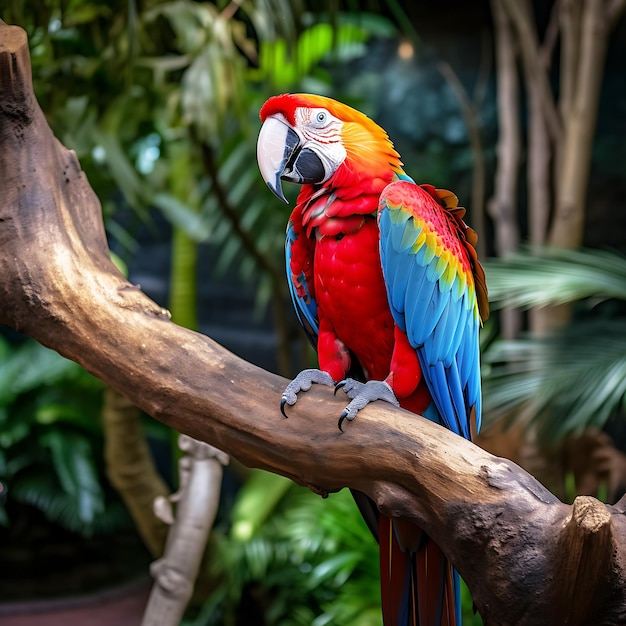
337 408 355 432
335 380 400 431
280 369 335 414
333 380 346 395
335 378 365 399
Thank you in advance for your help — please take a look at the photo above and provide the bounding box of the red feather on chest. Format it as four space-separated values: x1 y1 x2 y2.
313 219 394 382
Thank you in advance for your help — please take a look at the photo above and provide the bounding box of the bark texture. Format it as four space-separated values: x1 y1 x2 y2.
1 20 626 626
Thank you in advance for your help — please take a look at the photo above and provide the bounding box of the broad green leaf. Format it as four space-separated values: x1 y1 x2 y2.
0 341 80 405
231 470 292 539
39 430 104 523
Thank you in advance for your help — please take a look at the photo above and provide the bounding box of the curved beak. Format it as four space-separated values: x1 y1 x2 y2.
257 115 326 204
257 116 298 203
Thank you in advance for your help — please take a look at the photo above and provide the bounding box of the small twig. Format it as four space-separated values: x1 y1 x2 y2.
539 0 561 68
198 139 279 281
607 0 626 28
197 137 294 376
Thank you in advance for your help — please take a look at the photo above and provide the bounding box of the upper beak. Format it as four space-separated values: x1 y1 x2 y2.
256 116 299 203
257 115 327 204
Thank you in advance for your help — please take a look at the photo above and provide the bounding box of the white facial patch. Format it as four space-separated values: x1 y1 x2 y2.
294 107 347 181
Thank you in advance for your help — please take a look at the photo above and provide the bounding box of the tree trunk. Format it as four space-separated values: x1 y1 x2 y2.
497 0 626 333
551 0 610 249
2 20 626 626
488 0 522 339
103 388 170 556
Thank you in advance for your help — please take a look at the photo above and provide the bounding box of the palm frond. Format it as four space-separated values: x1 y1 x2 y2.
484 319 626 441
484 247 626 310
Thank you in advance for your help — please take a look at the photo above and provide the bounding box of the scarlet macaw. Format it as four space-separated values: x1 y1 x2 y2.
257 93 488 626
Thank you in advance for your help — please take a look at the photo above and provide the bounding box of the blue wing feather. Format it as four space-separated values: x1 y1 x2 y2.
404 262 438 342
378 179 483 438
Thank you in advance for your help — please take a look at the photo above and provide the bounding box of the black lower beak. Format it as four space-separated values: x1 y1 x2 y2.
283 147 325 186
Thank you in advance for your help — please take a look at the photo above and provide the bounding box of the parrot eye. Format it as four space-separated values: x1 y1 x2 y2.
311 109 330 128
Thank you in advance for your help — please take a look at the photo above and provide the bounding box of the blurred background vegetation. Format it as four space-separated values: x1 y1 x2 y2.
1 0 625 624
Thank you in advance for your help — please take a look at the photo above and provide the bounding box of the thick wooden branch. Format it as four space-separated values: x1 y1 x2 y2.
1 21 626 625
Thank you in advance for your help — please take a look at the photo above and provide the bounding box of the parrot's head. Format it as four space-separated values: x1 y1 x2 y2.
257 93 402 203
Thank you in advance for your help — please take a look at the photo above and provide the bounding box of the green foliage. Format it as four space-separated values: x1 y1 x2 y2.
461 579 483 625
484 247 626 310
187 475 382 626
260 20 369 89
483 247 626 442
0 337 129 535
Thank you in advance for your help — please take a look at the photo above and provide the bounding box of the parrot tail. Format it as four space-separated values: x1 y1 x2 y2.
379 514 460 626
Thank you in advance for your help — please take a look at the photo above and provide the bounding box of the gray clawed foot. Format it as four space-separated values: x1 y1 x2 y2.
281 369 335 417
335 379 399 431
281 373 399 432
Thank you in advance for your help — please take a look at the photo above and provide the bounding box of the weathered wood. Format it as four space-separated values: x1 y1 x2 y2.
555 496 620 624
143 436 228 626
1 20 626 625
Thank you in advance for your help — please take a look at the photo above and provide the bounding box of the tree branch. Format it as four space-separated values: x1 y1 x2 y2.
2 20 626 625
143 436 228 626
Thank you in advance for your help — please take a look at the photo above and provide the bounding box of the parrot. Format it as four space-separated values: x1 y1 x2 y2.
256 93 489 626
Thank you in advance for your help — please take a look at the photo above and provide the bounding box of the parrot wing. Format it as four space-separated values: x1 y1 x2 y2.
378 180 488 438
286 208 319 347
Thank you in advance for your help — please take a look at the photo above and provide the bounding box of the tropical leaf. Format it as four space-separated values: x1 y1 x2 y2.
484 246 626 310
0 338 82 405
230 470 292 540
190 485 381 626
483 246 626 442
9 470 130 536
485 322 626 444
152 192 210 241
39 429 105 524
